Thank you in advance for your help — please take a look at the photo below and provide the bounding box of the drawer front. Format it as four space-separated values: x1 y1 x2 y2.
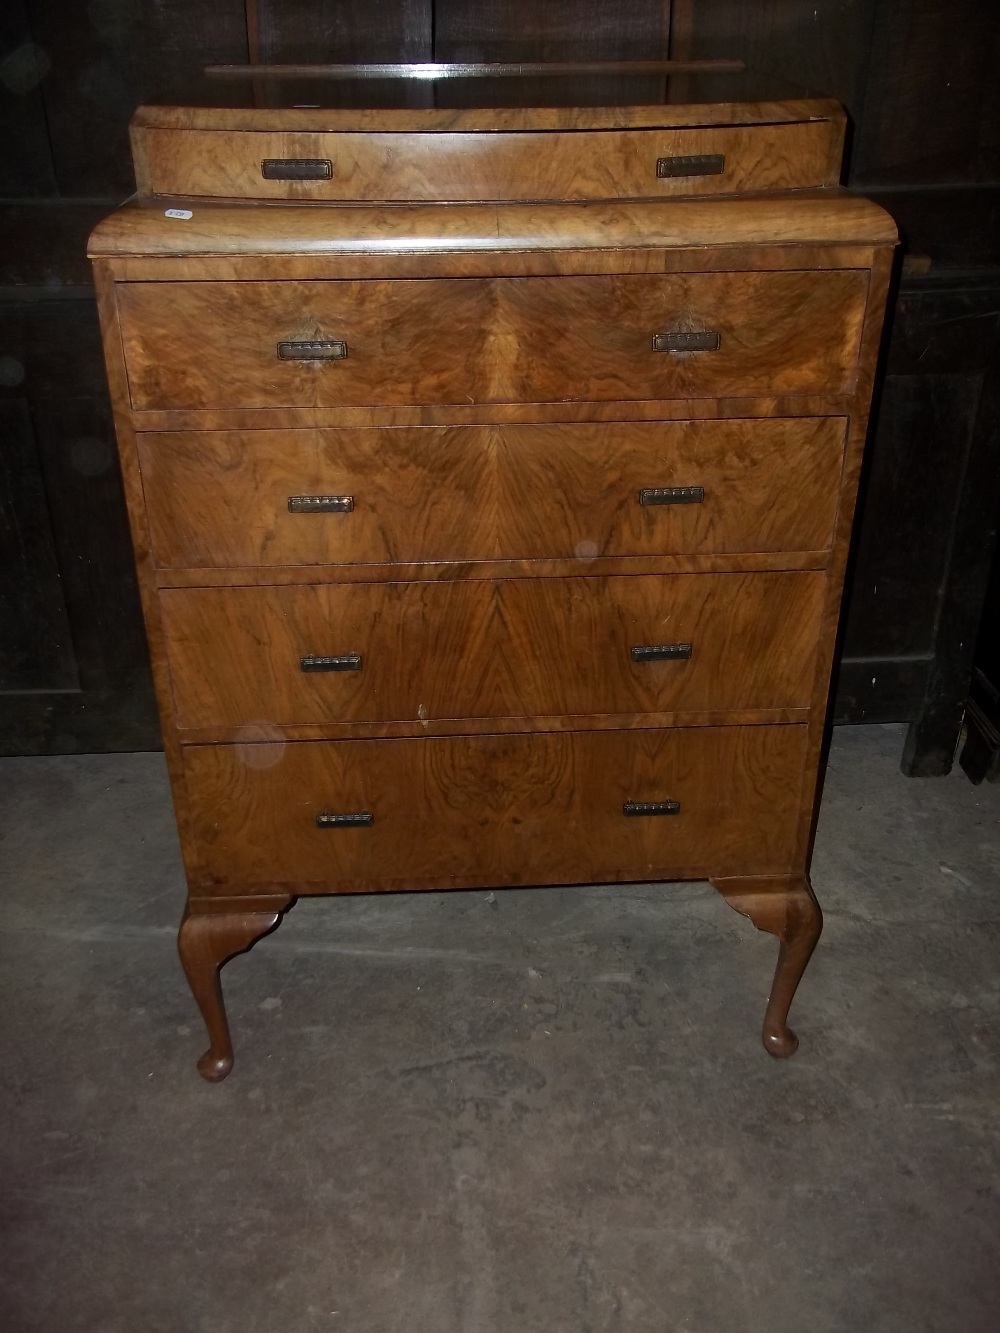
161 572 826 730
119 271 868 411
141 418 846 569
135 122 841 202
183 724 808 890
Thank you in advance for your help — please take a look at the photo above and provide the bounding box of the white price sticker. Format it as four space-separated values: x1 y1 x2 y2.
164 208 193 220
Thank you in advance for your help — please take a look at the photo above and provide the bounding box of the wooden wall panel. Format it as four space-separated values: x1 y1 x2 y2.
435 0 672 59
851 0 1000 186
844 375 978 660
26 0 252 197
249 0 433 108
254 0 431 60
0 0 57 195
686 0 876 161
0 202 108 288
433 0 671 107
834 277 1000 757
0 295 157 754
0 398 78 691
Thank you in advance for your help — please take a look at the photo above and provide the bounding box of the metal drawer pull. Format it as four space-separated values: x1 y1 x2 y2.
624 799 681 817
631 643 693 662
300 653 362 672
639 485 705 506
278 339 348 361
656 153 725 178
262 158 333 180
652 331 721 353
316 811 373 828
287 495 354 513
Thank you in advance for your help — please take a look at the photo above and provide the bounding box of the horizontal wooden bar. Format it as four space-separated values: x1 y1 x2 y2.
204 60 746 82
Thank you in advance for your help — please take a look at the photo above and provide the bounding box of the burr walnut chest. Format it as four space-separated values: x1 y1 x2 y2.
89 97 895 1079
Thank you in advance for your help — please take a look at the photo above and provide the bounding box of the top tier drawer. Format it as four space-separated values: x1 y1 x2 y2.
131 106 843 202
118 270 868 412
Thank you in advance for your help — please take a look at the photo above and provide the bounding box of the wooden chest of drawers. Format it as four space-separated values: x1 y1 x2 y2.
90 99 895 1079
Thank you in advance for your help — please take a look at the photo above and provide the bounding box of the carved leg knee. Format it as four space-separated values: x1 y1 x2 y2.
177 903 289 1081
711 876 823 1058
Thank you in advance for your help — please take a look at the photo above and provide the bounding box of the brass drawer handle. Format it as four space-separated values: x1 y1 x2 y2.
652 331 721 353
287 495 354 514
639 486 705 506
277 339 348 361
300 654 362 672
262 158 332 181
631 643 692 662
623 800 681 817
656 153 725 178
316 811 373 828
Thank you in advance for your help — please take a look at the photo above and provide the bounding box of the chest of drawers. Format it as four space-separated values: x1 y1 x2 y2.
90 99 895 1080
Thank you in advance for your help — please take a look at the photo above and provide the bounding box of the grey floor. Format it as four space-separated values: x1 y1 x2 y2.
1 724 998 1333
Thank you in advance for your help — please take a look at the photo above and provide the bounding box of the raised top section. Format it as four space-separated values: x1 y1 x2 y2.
132 98 842 135
89 190 897 262
129 99 846 203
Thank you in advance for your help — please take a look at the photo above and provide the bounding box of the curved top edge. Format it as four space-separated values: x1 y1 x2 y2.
130 99 846 135
88 190 898 260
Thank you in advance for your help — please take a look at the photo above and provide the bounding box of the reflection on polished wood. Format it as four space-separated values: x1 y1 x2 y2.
204 59 747 80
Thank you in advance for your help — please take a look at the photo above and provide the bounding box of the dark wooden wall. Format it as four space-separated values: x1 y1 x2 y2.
686 0 1000 774
3 0 998 770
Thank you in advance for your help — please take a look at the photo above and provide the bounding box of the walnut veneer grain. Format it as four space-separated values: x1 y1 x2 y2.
183 724 809 893
139 418 846 570
90 193 894 265
132 122 842 203
160 572 826 732
91 99 895 1076
118 270 868 412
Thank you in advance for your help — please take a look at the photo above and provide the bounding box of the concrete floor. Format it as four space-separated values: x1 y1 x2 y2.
1 724 998 1333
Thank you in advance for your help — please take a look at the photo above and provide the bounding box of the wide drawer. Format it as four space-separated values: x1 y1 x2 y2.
183 724 808 891
134 120 842 202
160 571 826 730
141 417 846 569
118 270 868 411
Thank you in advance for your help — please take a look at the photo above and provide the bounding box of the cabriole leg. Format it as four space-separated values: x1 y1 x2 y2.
177 904 288 1081
711 875 823 1058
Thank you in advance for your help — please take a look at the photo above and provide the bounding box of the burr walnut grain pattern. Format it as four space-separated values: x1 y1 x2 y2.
117 270 868 411
88 193 896 264
138 417 847 571
131 121 842 203
182 724 809 893
159 571 826 732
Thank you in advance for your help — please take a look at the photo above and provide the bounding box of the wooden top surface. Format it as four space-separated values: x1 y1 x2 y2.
131 99 844 135
89 189 896 260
